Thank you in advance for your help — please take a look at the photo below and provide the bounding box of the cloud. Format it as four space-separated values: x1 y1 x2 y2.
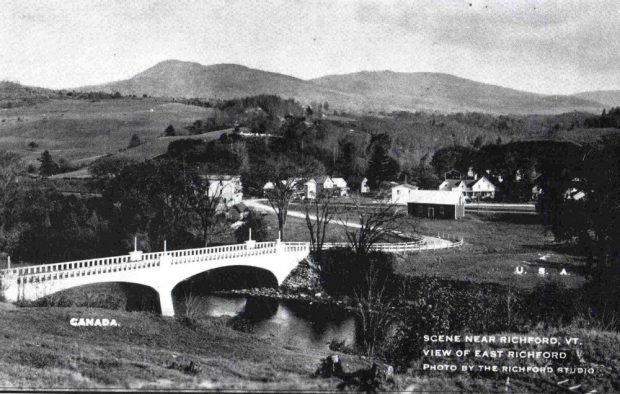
1 0 618 94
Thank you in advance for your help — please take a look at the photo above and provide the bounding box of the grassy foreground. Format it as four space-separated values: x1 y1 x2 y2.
0 304 369 390
0 304 618 392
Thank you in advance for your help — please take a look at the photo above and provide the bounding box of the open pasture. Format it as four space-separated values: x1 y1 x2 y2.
0 98 213 166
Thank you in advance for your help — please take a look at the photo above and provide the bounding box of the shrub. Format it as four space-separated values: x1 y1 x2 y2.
127 134 141 148
164 124 176 136
312 249 395 296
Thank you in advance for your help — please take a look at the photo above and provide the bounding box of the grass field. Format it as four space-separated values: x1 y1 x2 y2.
0 98 214 167
257 205 587 290
393 212 587 289
0 305 370 390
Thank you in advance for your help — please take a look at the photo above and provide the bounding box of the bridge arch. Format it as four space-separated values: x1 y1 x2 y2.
1 241 310 317
173 265 280 295
32 281 161 313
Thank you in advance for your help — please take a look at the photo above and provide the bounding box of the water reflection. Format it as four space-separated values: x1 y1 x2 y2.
198 295 356 349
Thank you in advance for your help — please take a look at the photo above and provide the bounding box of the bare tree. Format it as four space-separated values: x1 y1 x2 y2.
264 176 300 242
303 190 338 252
262 156 325 241
0 152 21 206
354 262 396 358
338 198 405 255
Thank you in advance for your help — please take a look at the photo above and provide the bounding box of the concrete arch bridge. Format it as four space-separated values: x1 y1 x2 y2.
0 240 309 316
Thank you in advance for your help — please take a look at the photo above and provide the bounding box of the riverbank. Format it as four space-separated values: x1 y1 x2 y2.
0 304 371 390
1 304 618 392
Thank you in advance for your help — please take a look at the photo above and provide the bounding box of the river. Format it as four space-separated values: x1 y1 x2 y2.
189 295 357 350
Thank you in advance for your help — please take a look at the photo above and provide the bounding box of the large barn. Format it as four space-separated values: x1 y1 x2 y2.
407 190 465 220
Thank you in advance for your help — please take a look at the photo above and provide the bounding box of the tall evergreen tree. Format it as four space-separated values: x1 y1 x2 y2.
164 124 176 137
38 150 58 176
128 134 141 148
365 136 399 189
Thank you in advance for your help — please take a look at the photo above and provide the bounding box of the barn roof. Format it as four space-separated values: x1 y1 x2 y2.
441 179 461 188
392 183 418 190
407 190 464 205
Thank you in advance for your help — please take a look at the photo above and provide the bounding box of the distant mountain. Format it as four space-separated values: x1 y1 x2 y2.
72 60 611 114
572 90 620 108
310 71 605 115
78 60 362 108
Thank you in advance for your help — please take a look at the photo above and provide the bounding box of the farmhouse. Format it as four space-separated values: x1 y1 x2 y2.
438 175 497 199
407 190 465 220
330 177 349 196
391 183 419 204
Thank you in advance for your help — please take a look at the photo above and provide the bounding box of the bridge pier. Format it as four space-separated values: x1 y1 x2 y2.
156 285 175 317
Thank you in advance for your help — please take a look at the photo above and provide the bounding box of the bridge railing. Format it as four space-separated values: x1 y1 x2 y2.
16 259 161 285
2 241 310 284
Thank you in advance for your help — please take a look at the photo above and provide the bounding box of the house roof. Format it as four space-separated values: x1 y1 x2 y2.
444 176 495 189
458 179 477 187
441 179 461 188
315 175 332 184
407 190 464 205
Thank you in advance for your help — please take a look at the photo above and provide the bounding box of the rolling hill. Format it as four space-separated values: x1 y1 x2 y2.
78 60 363 110
572 90 620 108
310 71 605 115
0 81 62 109
76 60 606 115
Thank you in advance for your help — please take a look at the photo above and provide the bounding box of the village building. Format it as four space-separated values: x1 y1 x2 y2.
438 175 497 200
330 177 349 196
407 190 465 220
263 178 317 200
314 176 335 195
391 183 420 204
263 176 349 199
360 177 371 194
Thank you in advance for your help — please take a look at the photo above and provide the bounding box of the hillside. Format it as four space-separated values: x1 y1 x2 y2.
310 71 605 115
76 60 606 115
0 81 62 109
573 90 620 108
78 60 364 111
0 98 215 166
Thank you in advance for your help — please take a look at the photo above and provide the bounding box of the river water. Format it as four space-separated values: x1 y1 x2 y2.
193 295 357 349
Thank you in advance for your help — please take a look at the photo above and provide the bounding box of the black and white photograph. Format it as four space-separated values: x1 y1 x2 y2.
0 0 619 392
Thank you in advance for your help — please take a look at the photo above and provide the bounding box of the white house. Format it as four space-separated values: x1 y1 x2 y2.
303 179 317 199
330 177 349 196
263 178 317 200
205 175 243 206
360 178 371 194
391 183 420 205
438 176 496 199
315 176 335 193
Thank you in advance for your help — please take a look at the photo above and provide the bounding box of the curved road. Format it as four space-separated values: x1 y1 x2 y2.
244 199 455 249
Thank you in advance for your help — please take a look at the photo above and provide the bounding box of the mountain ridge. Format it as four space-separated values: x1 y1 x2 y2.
8 60 615 114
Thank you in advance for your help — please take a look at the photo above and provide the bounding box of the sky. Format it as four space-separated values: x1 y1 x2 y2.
1 0 618 95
